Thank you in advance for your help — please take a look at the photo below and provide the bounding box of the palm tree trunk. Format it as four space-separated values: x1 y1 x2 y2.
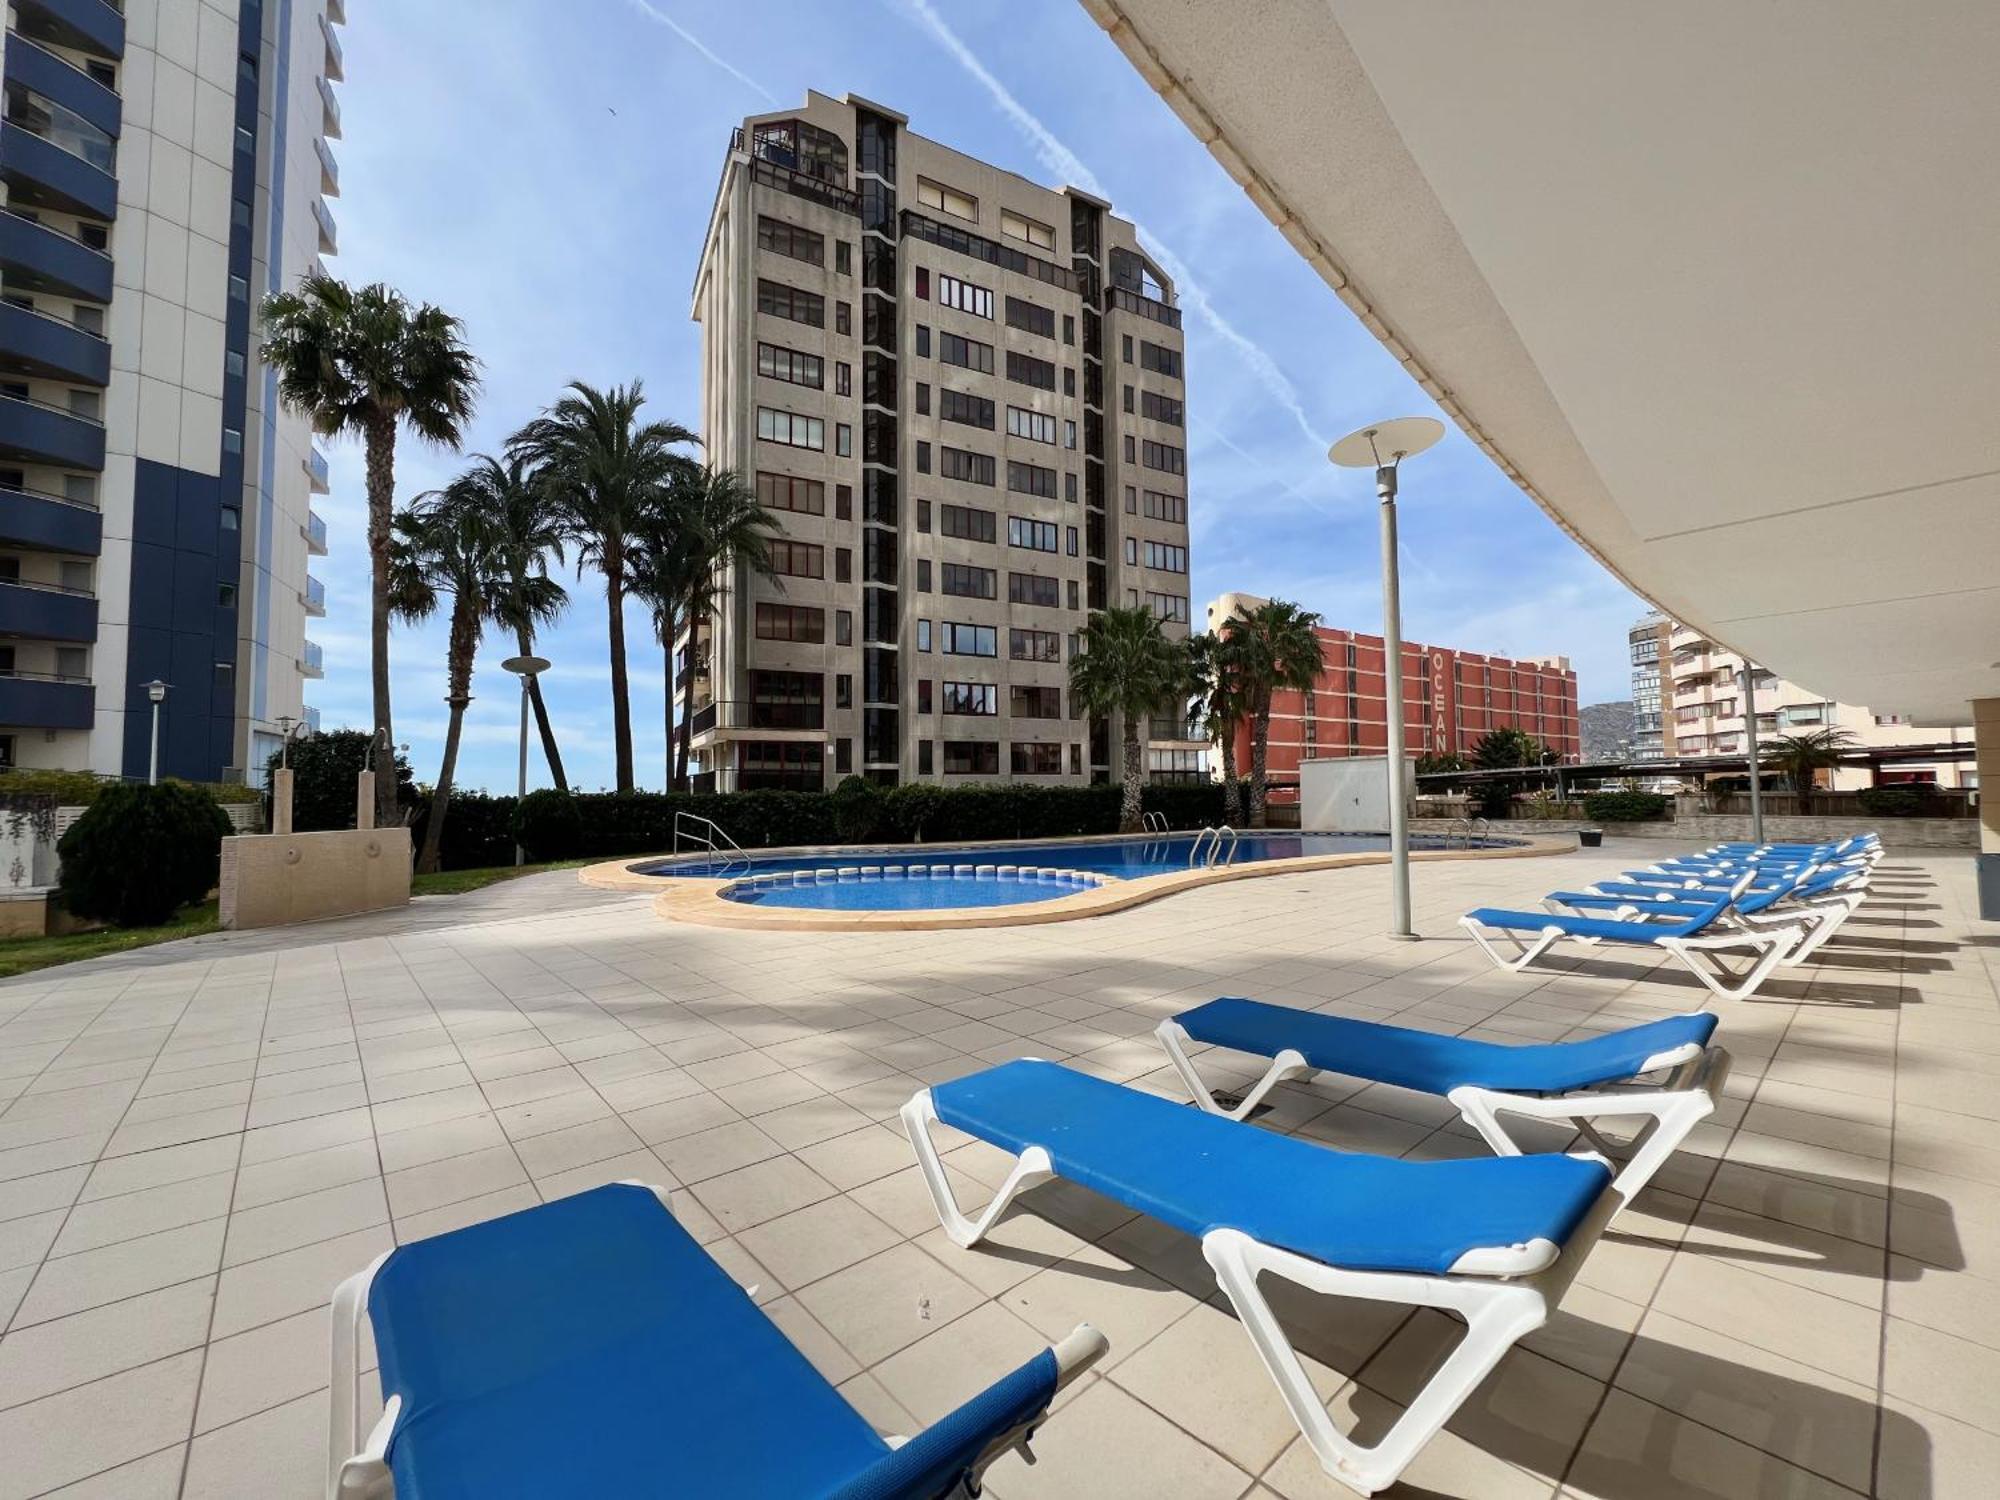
1120 716 1144 832
670 602 693 793
364 410 399 828
1248 703 1272 828
1220 723 1242 824
417 605 477 874
604 546 634 794
516 624 567 789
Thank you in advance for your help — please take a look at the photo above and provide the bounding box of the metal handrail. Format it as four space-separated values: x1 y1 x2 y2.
673 811 748 875
1188 824 1240 868
1141 810 1167 834
1188 826 1216 867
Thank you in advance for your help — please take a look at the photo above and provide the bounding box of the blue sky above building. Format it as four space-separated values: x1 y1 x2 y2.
309 0 1645 794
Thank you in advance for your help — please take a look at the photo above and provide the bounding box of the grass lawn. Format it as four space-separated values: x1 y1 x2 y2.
0 861 591 980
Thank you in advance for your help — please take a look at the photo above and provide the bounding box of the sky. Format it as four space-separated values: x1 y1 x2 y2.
308 0 1648 795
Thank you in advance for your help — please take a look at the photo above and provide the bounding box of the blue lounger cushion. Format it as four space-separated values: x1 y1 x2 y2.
1175 998 1716 1096
367 1183 1057 1499
1465 906 1714 941
931 1060 1611 1275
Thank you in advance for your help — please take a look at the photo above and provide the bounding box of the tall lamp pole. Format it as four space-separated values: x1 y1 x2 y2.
145 680 168 785
1740 661 1766 846
1330 417 1446 940
502 655 551 866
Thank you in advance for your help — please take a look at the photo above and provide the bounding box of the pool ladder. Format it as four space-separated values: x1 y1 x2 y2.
1141 810 1168 834
1452 816 1491 849
1188 825 1241 868
674 811 749 876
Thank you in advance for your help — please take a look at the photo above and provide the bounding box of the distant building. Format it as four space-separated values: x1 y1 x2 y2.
1205 593 1580 786
1580 701 1635 762
1627 612 1672 760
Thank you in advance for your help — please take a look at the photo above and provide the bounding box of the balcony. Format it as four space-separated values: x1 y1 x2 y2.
299 639 324 677
685 699 829 745
0 207 110 301
10 0 125 61
0 120 116 222
306 446 330 493
319 12 344 81
302 573 325 616
317 75 340 139
6 37 121 141
0 299 110 385
303 508 327 554
315 133 339 196
0 390 104 468
0 669 92 729
312 194 337 255
1106 285 1184 329
0 478 100 553
0 574 96 641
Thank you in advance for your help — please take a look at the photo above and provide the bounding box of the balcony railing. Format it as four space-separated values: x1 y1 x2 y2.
302 573 325 615
300 639 324 676
315 133 339 196
1106 285 1183 329
319 11 344 80
304 509 327 554
0 475 93 510
317 74 340 138
742 152 859 217
306 445 330 492
686 699 828 736
0 206 112 301
312 194 337 254
899 209 1079 293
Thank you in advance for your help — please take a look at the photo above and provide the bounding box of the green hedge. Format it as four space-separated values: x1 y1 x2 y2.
1855 785 1933 818
0 769 261 807
1583 790 1672 823
498 781 1245 867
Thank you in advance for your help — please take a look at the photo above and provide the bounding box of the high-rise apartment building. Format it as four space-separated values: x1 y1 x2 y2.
1628 610 1671 760
686 93 1193 790
0 0 340 782
1662 620 1975 788
1205 592 1581 785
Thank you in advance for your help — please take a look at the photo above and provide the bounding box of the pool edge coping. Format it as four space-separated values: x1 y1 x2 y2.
577 834 1576 931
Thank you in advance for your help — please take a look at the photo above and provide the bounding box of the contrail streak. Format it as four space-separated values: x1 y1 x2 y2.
626 0 779 104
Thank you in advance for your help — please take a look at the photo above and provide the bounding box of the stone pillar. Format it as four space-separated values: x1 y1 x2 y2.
356 770 376 831
1976 698 2000 921
271 769 294 836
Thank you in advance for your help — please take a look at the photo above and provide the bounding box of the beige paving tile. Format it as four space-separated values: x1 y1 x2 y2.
794 1241 987 1366
51 1170 235 1257
0 1278 214 1410
383 1144 528 1219
183 1386 331 1500
211 1223 392 1340
14 1218 225 1328
393 1183 541 1242
653 1119 784 1185
0 1349 204 1500
1563 1387 1866 1499
1649 1254 1882 1387
38 1446 185 1499
981 1376 1251 1499
690 1154 838 1233
1880 1313 2000 1435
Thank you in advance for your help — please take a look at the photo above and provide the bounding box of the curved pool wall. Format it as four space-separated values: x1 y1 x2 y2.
582 828 1568 931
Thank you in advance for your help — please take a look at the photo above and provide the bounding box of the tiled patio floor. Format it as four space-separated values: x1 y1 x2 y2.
0 841 1993 1498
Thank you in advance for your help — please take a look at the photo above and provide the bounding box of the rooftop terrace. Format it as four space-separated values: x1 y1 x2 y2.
0 843 1991 1497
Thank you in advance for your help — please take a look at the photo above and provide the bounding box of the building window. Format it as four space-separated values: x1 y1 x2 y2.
1123 384 1135 414
939 389 995 429
1142 489 1186 524
916 499 932 533
916 558 931 592
757 343 824 388
1144 591 1190 623
917 177 978 220
1065 526 1078 557
1009 628 1060 663
916 441 931 473
1123 434 1136 462
835 739 853 775
835 301 852 335
225 350 246 379
939 447 995 486
768 540 825 578
1004 295 1056 338
222 428 243 454
939 332 995 374
1062 314 1075 346
937 274 994 319
1008 572 1059 608
1010 742 1063 775
1141 439 1185 475
217 583 237 607
1006 461 1057 499
836 240 852 275
919 740 934 775
942 623 997 656
917 619 932 652
836 609 853 646
940 503 996 543
941 563 996 599
756 472 825 515
756 215 824 266
1000 210 1055 251
1009 686 1063 720
1069 579 1081 611
1065 472 1077 503
835 361 851 397
1006 407 1057 444
1008 516 1058 552
1006 351 1056 391
754 603 825 642
1143 541 1188 573
835 483 852 520
1062 367 1075 398
1140 390 1184 426
942 681 998 716
757 407 824 450
835 423 852 457
1121 334 1133 363
229 275 248 302
835 674 853 709
915 382 931 415
834 547 852 583
757 278 824 327
915 324 931 357
943 740 1000 775
1063 420 1076 450
1139 341 1183 378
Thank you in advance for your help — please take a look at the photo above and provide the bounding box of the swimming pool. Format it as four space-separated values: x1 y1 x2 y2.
641 831 1510 912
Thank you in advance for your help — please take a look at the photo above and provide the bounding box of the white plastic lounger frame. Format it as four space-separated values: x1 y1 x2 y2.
325 1180 1103 1500
1153 1019 1730 1206
1457 911 1800 999
902 1089 1620 1497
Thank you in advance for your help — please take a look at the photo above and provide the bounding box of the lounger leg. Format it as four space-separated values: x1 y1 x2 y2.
1457 917 1565 974
1660 929 1797 1000
1202 1229 1549 1496
1156 1021 1313 1121
901 1090 1055 1248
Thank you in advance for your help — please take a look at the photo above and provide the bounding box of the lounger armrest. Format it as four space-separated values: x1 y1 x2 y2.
1052 1322 1110 1388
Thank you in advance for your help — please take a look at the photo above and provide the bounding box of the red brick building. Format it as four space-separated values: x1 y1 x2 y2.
1206 594 1581 785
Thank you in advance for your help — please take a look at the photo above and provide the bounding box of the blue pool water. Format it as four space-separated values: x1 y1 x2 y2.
643 831 1510 912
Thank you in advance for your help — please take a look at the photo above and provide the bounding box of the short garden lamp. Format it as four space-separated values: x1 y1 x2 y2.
145 679 168 785
502 655 550 866
1329 416 1446 940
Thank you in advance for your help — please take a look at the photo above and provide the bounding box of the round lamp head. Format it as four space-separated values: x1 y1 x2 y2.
145 679 168 703
1329 416 1446 469
501 655 551 677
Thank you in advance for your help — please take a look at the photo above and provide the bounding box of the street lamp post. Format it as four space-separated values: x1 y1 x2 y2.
1740 662 1766 846
1330 417 1446 940
145 680 168 785
501 655 551 866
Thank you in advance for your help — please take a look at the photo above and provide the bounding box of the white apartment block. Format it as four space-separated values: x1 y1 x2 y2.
687 92 1194 790
0 0 340 783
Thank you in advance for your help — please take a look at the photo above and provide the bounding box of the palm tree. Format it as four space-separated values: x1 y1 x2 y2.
1224 599 1326 827
1762 727 1857 812
1185 631 1248 824
387 479 559 874
463 453 573 789
509 381 696 793
260 273 479 828
630 465 780 791
1068 606 1184 832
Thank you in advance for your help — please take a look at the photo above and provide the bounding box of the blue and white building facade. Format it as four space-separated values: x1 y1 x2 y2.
0 0 340 783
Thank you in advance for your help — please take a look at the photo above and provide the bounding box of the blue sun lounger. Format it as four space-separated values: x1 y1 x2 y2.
327 1183 1105 1500
905 1060 1621 1496
1547 864 1868 965
1156 999 1725 1204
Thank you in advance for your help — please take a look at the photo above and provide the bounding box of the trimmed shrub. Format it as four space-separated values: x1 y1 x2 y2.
411 791 519 871
1583 790 1671 823
1855 785 1929 818
276 730 417 832
57 782 233 927
514 789 583 861
831 776 885 842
